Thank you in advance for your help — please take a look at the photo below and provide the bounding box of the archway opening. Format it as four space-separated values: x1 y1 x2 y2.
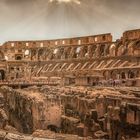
0 70 5 80
128 71 135 79
121 72 126 79
16 55 22 60
47 125 59 133
0 51 4 60
111 71 117 79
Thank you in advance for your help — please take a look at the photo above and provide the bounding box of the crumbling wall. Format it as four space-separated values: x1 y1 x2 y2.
0 86 140 139
0 86 62 134
41 86 140 139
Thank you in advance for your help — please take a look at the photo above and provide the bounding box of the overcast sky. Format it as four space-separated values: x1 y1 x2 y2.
0 0 140 44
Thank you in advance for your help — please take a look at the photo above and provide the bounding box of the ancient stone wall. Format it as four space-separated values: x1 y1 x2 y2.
0 86 62 134
36 86 140 139
0 86 140 139
0 29 140 86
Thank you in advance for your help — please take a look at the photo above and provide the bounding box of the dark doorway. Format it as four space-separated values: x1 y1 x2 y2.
121 72 126 79
0 70 5 80
47 125 59 133
16 55 22 60
87 77 90 85
128 71 135 79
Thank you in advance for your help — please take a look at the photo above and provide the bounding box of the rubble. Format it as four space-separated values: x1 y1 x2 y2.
0 86 139 139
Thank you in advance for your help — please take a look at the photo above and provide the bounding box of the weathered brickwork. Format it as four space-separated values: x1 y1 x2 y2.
0 29 140 87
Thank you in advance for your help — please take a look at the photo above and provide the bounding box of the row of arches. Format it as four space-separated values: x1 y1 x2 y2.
103 70 139 80
110 40 140 57
28 40 140 61
1 40 140 61
29 44 111 61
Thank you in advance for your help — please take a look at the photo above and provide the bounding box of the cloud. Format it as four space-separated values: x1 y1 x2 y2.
0 0 140 43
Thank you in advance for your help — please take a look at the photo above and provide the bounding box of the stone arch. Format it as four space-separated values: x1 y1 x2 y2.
92 45 97 58
110 70 118 79
104 44 110 57
136 70 140 78
87 45 93 58
69 47 77 59
38 48 44 60
127 41 136 56
94 44 105 57
121 72 126 79
109 44 116 57
66 47 72 59
117 45 127 56
133 40 140 55
103 71 110 80
31 49 37 60
100 44 106 56
15 55 22 60
53 48 61 59
47 49 54 60
43 48 49 60
59 48 64 59
79 46 88 58
0 69 5 80
128 70 135 79
62 47 70 59
53 48 59 58
94 45 100 57
109 71 121 80
75 46 81 58
0 51 4 60
84 46 88 57
24 49 30 57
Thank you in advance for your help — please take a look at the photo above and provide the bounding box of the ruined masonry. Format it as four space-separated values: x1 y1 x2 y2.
0 29 140 140
0 29 140 86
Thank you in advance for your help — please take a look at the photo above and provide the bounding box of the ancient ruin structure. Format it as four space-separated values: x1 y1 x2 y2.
0 29 140 87
0 29 140 140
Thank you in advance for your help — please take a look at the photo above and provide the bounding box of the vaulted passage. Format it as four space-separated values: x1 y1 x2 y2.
15 55 22 60
0 70 5 80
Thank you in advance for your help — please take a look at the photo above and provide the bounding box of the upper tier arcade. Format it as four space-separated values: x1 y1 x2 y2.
0 29 140 87
2 33 112 49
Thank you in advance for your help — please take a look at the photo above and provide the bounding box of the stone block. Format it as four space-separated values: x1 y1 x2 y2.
0 130 7 140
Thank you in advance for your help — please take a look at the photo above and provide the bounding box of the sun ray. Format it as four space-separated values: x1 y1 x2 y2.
49 0 81 5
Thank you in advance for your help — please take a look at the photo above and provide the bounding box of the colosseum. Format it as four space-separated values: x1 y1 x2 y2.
0 29 140 140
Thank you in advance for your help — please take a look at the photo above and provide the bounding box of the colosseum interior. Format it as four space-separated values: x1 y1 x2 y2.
0 29 140 140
